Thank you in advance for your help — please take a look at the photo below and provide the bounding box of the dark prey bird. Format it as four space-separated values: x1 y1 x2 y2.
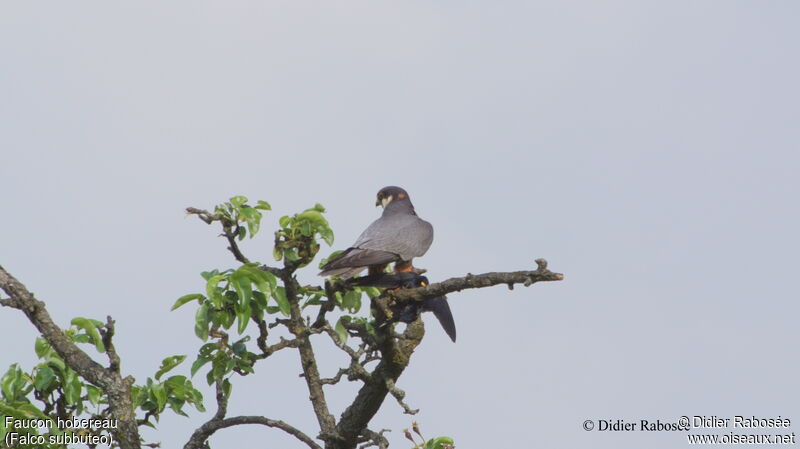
319 186 433 279
353 272 456 343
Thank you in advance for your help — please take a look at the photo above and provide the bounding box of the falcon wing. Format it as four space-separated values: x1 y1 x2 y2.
318 247 397 276
354 214 433 261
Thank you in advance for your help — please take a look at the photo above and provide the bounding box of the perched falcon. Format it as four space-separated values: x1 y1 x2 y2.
319 186 433 279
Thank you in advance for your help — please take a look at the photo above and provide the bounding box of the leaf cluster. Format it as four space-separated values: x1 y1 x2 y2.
274 203 334 266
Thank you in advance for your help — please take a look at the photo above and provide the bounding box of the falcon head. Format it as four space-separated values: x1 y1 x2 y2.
375 186 409 208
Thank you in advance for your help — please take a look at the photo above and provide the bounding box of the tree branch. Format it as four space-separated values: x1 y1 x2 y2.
390 259 563 303
357 428 390 449
285 271 339 444
184 414 321 449
335 316 426 448
0 265 141 449
100 316 122 373
0 297 20 308
186 207 251 264
385 379 418 415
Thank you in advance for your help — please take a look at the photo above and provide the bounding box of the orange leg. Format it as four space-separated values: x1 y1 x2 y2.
394 261 414 273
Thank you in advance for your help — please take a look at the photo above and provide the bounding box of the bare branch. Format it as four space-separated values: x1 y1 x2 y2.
184 207 216 224
0 297 20 308
100 316 121 373
390 258 563 303
183 414 321 449
186 207 250 264
385 379 418 415
357 429 390 449
260 336 301 358
258 264 284 278
321 325 361 359
320 368 349 385
184 375 318 449
186 208 286 277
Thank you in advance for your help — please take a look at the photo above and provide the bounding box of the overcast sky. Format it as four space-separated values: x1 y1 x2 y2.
1 2 798 448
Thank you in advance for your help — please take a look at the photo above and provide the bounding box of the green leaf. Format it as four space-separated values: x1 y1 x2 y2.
239 265 276 295
63 369 82 405
255 200 271 211
194 303 210 341
34 337 50 359
273 247 283 261
33 366 55 391
46 357 65 372
302 294 322 308
251 291 267 320
205 274 226 306
272 287 291 316
86 384 101 405
215 307 235 331
164 375 188 389
15 402 52 421
199 343 217 357
221 378 232 400
71 317 106 353
72 333 92 344
319 250 344 269
299 220 312 236
284 248 300 261
231 272 253 304
151 382 167 412
334 317 349 344
171 293 204 311
425 436 455 449
231 340 248 357
235 301 251 334
229 195 248 207
320 228 334 246
209 354 232 385
297 209 327 225
200 269 220 281
239 206 261 237
190 356 212 377
279 215 292 228
363 287 381 299
342 290 362 313
155 355 187 381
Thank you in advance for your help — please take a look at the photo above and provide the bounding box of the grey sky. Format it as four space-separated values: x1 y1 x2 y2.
1 1 798 448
